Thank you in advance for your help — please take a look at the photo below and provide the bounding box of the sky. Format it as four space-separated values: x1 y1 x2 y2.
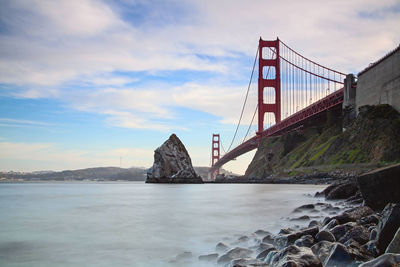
0 0 399 174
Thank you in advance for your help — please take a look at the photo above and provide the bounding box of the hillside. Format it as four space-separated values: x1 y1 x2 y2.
1 167 147 181
245 104 400 179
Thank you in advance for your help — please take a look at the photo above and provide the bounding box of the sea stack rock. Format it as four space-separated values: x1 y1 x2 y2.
146 134 203 183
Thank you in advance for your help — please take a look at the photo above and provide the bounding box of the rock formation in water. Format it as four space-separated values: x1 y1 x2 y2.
146 134 203 183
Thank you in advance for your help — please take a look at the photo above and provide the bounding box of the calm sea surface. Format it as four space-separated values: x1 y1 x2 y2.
0 182 327 266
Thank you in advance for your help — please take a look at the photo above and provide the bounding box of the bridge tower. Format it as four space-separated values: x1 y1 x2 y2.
211 134 220 175
258 38 281 134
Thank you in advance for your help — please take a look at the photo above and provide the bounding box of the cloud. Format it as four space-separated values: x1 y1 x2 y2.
0 141 154 171
0 118 55 127
0 0 399 134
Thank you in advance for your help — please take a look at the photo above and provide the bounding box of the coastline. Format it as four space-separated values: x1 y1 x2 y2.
172 167 400 266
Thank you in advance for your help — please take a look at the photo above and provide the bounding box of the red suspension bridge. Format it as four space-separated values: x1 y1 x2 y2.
210 37 347 177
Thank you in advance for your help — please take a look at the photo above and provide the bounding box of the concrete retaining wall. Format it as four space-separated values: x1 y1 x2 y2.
356 46 400 114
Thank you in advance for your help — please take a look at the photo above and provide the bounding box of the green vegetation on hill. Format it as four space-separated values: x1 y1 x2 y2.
245 105 400 178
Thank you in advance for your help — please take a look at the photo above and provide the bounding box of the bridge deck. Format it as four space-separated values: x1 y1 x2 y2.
211 88 344 171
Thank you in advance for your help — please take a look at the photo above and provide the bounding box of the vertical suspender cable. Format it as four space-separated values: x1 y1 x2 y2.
226 45 259 152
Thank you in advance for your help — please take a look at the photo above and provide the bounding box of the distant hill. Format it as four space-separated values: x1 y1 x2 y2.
0 166 238 182
0 167 147 181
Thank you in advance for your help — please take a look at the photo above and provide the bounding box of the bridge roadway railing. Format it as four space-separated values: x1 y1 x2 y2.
210 88 344 171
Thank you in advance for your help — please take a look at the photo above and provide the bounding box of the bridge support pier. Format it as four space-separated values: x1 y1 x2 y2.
343 74 356 130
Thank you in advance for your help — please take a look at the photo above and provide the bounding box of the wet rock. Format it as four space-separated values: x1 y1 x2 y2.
358 253 400 267
255 230 271 236
294 235 314 248
321 219 338 231
257 242 275 253
278 228 294 235
198 253 218 262
146 134 203 183
311 241 334 263
360 214 381 226
344 239 374 261
216 241 230 252
330 222 357 241
308 220 321 228
363 240 379 257
262 234 274 244
321 216 331 225
290 215 310 221
357 163 400 210
217 247 253 264
270 245 322 267
230 257 263 267
174 251 193 262
376 203 400 254
237 235 250 243
256 246 277 260
326 180 359 200
339 225 370 245
264 250 279 265
293 204 316 212
323 242 353 267
385 227 400 253
370 227 378 241
274 227 319 249
332 206 374 224
316 230 336 243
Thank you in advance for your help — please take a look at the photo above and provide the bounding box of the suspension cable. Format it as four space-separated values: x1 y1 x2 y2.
226 45 259 152
242 104 258 143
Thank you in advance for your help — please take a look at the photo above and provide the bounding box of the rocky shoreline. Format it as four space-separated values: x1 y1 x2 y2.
170 164 400 266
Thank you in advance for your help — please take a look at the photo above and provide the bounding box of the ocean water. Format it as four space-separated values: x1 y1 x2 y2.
0 182 328 266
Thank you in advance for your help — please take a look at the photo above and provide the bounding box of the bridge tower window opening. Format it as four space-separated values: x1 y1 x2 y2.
263 66 276 80
263 87 276 104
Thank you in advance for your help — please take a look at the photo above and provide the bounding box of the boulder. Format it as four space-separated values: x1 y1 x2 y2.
363 240 379 257
216 241 230 252
315 230 336 243
308 220 321 228
231 257 263 266
255 229 271 236
256 246 277 260
344 239 374 261
330 222 357 241
360 214 381 226
274 227 319 249
321 219 338 231
323 242 353 267
146 134 203 183
386 227 400 253
270 245 322 267
326 181 359 200
357 163 400 210
198 253 218 261
262 234 274 244
174 251 193 262
257 242 275 253
217 247 253 264
294 235 314 248
339 225 370 245
293 204 316 212
359 253 400 267
311 241 334 263
332 206 374 224
376 203 400 254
